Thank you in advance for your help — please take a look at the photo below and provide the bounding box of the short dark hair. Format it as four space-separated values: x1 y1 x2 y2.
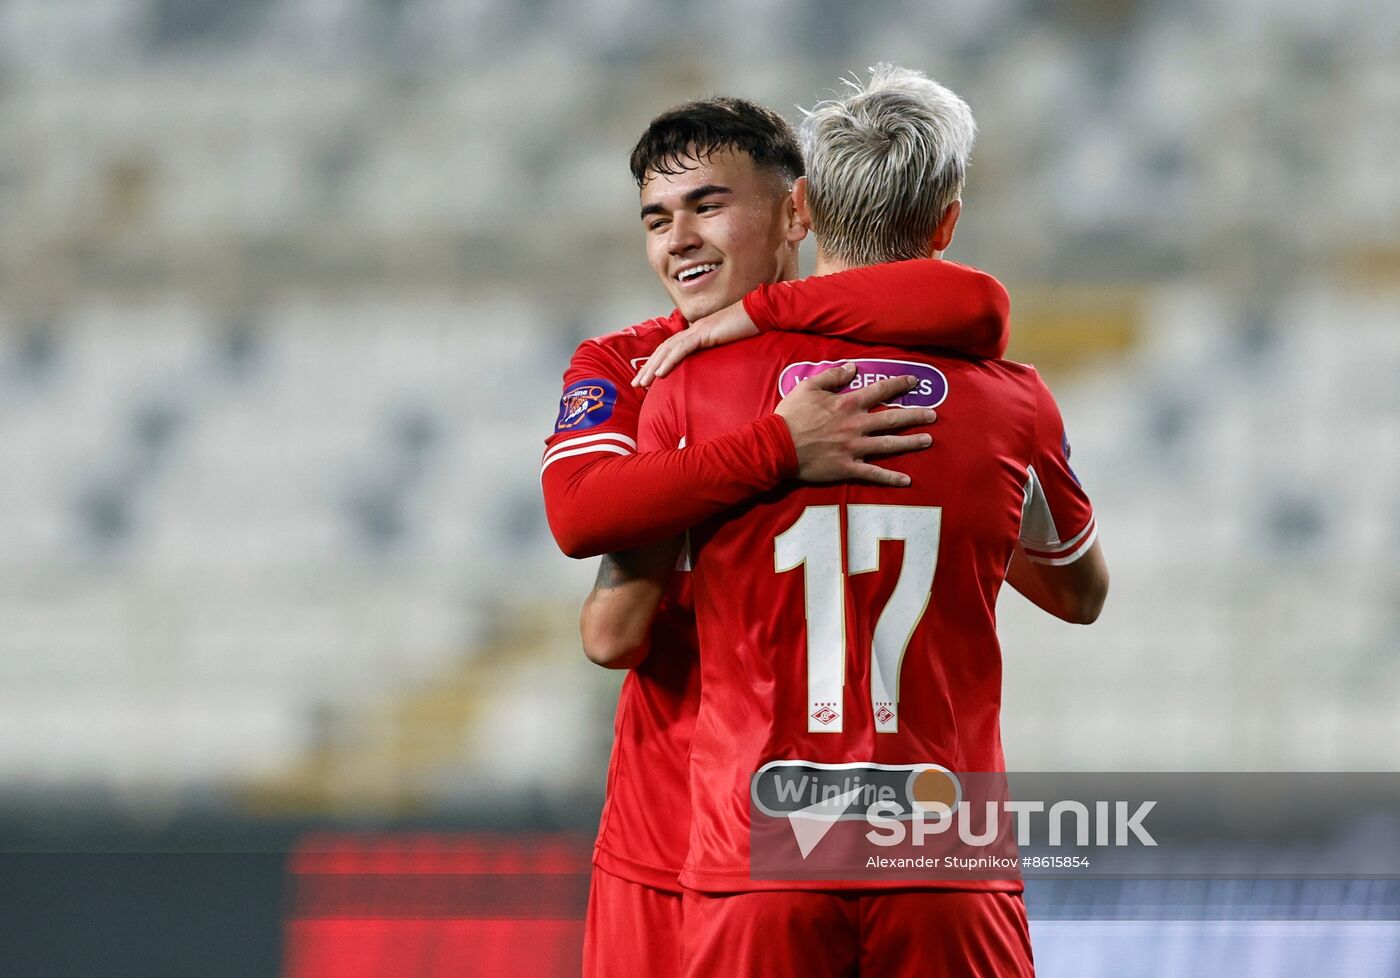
629 97 804 187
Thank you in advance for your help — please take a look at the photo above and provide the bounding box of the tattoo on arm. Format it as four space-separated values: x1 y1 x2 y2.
594 554 624 591
591 539 682 595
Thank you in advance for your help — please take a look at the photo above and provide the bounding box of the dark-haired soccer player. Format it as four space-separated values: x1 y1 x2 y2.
541 97 1014 978
627 66 1109 977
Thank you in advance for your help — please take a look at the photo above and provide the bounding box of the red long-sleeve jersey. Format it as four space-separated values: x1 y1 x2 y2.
544 259 1010 894
638 333 1095 893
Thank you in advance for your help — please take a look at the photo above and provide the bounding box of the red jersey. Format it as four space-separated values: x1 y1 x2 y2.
542 311 710 891
637 331 1096 893
541 260 1013 894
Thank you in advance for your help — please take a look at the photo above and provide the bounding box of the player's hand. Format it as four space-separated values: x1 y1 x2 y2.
632 300 759 387
775 363 937 487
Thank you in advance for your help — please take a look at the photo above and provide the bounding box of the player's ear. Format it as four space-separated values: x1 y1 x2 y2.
791 176 813 233
783 177 808 244
930 199 961 255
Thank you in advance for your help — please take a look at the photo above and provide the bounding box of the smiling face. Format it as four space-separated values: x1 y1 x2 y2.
640 147 805 322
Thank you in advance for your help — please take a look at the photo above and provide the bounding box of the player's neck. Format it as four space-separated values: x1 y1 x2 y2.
810 251 853 277
811 248 943 277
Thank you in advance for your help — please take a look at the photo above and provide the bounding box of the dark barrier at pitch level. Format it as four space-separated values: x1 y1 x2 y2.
4 776 1399 978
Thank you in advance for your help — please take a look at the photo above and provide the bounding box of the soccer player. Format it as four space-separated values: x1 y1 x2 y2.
541 98 1015 978
629 66 1110 977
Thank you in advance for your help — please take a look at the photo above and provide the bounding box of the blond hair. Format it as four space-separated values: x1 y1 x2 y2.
801 64 977 265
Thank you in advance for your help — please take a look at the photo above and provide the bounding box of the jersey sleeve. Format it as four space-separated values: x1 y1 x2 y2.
542 336 797 559
541 335 651 486
741 259 1010 358
1019 372 1098 565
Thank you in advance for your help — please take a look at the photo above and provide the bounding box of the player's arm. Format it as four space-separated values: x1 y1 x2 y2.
578 540 682 669
544 354 935 558
1007 371 1109 624
543 335 779 558
575 363 689 669
1005 539 1108 625
634 259 1009 386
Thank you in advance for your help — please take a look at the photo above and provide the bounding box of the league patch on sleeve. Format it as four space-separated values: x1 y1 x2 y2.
1062 432 1082 486
555 378 618 433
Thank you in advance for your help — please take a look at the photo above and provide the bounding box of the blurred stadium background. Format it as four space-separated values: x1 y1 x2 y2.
0 0 1396 975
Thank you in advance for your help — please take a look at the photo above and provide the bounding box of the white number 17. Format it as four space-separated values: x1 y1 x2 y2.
773 504 941 734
